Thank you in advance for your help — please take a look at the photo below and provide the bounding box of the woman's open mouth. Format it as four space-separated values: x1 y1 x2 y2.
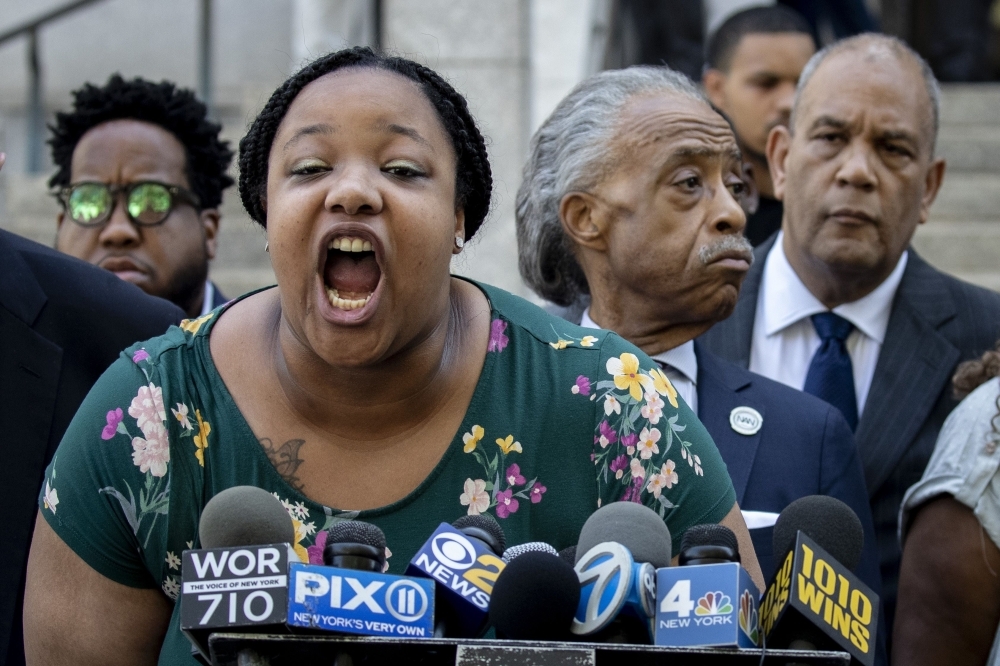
323 235 382 311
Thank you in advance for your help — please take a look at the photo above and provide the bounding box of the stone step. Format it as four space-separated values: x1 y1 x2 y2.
939 84 1000 126
929 171 1000 219
937 125 1000 172
913 220 1000 274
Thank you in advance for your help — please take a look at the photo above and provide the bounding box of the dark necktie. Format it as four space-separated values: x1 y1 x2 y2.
803 312 859 430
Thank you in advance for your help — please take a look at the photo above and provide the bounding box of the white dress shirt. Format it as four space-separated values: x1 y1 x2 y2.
749 231 908 416
580 309 699 413
199 280 215 317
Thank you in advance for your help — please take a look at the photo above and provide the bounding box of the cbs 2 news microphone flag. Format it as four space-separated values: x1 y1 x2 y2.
760 532 878 666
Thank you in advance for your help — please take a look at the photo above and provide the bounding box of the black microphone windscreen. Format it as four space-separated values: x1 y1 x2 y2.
488 551 580 641
198 486 294 549
502 541 557 564
680 524 739 554
772 495 864 571
558 545 577 567
576 501 672 568
453 513 506 553
327 520 387 551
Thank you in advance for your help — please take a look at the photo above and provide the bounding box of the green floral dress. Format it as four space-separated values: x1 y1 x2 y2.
39 280 736 665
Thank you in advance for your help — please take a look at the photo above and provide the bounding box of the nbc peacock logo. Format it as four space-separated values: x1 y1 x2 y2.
695 591 733 616
739 589 760 644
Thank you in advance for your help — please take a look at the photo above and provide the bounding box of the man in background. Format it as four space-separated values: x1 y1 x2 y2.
0 147 184 665
700 34 1000 639
703 5 816 246
50 75 234 318
515 67 885 664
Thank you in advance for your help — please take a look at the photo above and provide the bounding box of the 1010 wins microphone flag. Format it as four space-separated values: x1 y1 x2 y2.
760 531 877 666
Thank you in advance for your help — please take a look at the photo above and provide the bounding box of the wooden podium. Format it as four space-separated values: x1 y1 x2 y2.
208 633 851 666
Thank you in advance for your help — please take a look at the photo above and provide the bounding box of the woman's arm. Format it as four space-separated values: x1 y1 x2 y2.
723 502 765 592
668 502 765 592
24 513 172 666
893 496 1000 666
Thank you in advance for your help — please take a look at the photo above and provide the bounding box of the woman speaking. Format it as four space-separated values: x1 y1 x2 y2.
24 48 758 665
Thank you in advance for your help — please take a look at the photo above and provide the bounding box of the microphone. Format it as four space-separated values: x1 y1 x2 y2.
180 487 298 660
502 541 557 564
323 521 386 571
557 545 577 567
182 492 436 662
679 524 740 565
406 513 507 637
570 502 668 643
759 496 878 666
198 485 295 548
488 546 580 640
286 520 435 638
654 524 759 648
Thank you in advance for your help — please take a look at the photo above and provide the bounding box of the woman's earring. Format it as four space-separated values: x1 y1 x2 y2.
264 241 269 253
454 235 464 249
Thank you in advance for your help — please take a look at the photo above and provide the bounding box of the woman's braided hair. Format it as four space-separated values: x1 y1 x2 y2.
238 47 493 238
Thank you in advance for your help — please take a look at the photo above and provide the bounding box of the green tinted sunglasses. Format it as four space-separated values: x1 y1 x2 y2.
56 181 201 227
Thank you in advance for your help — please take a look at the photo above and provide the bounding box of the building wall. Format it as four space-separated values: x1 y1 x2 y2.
0 0 596 300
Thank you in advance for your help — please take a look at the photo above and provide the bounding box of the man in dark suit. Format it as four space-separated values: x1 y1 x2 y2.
1 205 184 664
49 75 234 317
699 34 1000 639
514 65 886 663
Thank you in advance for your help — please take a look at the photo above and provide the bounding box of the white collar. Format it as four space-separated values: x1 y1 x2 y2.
199 280 215 317
580 308 699 385
761 231 907 344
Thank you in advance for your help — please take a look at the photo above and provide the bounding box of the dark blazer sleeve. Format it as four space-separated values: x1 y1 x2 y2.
0 230 185 666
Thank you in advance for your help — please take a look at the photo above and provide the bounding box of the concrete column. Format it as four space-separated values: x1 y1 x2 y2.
291 0 378 66
383 0 533 297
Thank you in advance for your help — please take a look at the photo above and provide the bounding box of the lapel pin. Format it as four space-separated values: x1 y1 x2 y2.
730 406 763 436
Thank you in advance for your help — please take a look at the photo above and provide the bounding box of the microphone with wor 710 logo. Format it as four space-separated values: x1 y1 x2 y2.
180 486 298 661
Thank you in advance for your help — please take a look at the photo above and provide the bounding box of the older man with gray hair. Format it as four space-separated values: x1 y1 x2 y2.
699 33 1000 645
516 65 886 663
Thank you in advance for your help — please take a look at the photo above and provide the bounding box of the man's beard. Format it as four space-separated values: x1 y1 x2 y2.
160 250 210 316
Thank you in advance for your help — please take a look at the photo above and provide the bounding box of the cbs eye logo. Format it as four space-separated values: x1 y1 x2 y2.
431 533 478 570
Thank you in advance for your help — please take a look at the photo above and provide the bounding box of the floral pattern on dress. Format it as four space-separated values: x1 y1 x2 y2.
548 325 600 351
179 313 214 335
588 352 706 518
488 319 509 353
458 425 545 518
96 354 215 554
271 492 317 563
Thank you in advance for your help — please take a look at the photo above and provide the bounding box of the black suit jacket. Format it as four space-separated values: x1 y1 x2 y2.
0 229 184 665
699 233 1000 636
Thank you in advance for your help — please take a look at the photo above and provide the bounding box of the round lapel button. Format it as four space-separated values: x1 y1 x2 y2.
730 406 763 436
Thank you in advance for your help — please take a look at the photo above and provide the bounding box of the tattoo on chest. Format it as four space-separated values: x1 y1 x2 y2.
259 438 306 491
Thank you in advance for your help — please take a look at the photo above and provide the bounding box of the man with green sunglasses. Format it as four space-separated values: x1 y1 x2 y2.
50 75 234 318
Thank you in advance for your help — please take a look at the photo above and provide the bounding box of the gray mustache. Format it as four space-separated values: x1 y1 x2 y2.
698 235 755 266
